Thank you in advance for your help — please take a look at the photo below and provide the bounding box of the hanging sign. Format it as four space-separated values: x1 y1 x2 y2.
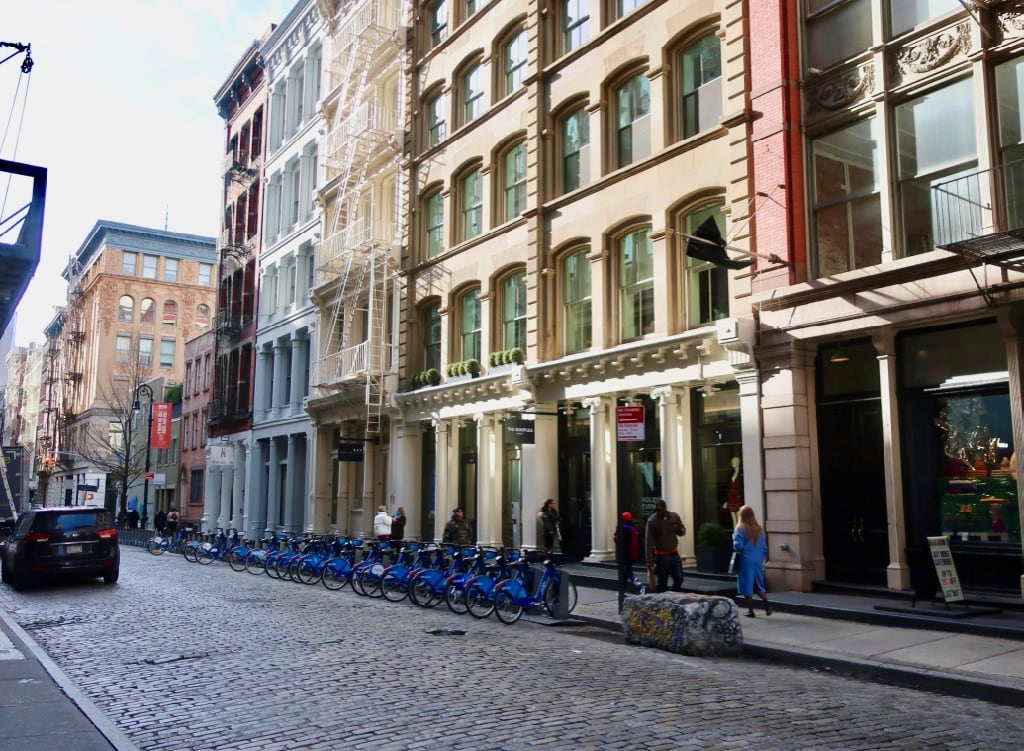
151 402 173 450
210 445 235 467
927 536 965 604
505 418 535 444
337 442 365 462
617 406 646 441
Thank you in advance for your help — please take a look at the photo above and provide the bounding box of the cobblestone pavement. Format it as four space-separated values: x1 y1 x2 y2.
1 548 1021 751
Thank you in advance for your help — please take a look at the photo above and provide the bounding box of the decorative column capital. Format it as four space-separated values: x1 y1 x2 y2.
650 385 678 405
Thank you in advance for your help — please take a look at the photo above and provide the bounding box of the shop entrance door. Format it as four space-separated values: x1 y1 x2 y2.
818 400 889 584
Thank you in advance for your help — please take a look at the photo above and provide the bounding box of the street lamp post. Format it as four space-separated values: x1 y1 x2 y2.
133 383 154 529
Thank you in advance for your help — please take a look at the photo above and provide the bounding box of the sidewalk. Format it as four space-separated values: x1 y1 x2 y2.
569 582 1024 708
0 605 135 751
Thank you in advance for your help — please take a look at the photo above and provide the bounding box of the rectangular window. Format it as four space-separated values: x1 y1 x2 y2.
616 0 647 18
812 118 882 276
563 249 592 354
462 171 482 241
463 65 483 123
681 35 722 139
426 192 444 257
122 252 137 276
424 304 441 372
686 210 729 325
504 144 527 220
199 263 213 286
430 0 448 47
428 93 446 147
563 0 590 53
189 469 204 505
805 0 871 72
164 258 178 282
996 58 1024 232
160 340 175 368
139 337 153 366
617 75 650 168
142 255 158 279
620 229 654 340
503 273 527 351
504 31 528 95
115 335 131 363
109 422 124 452
563 108 590 192
890 0 961 37
896 77 977 255
460 291 481 362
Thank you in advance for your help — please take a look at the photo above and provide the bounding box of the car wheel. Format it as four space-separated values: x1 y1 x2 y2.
0 557 10 584
103 568 119 584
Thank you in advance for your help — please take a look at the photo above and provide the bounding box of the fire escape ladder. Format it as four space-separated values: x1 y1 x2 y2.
365 245 394 435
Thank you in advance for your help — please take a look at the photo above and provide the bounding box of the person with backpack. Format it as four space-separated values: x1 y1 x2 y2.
614 511 643 610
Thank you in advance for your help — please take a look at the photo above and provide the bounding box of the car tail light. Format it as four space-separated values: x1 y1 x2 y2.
26 532 50 543
98 529 118 540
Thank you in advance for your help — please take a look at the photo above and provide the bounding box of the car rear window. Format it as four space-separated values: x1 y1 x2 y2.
32 511 113 534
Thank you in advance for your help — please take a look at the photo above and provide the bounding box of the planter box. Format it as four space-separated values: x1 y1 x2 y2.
695 546 732 573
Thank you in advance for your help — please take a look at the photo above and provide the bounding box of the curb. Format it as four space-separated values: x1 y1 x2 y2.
0 607 139 751
572 611 1024 709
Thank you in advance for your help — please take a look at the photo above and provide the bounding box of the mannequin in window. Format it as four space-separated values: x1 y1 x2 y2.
723 456 742 527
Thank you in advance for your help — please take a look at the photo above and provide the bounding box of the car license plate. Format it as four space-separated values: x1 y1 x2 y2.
66 544 83 554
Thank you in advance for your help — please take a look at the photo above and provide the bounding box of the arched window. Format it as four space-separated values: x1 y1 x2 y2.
195 304 211 330
458 288 481 362
614 72 650 168
140 297 155 325
561 106 590 192
118 295 134 322
500 141 527 222
501 28 528 97
163 300 178 327
422 302 442 372
501 271 527 352
679 34 722 140
682 206 729 325
459 167 483 241
424 188 445 258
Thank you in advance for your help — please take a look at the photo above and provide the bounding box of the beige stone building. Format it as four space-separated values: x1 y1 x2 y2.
54 221 217 513
390 0 759 558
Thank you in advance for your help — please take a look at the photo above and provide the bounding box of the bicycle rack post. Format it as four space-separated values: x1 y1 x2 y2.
553 570 570 620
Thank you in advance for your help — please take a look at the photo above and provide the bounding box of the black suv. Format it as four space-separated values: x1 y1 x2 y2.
1 506 120 590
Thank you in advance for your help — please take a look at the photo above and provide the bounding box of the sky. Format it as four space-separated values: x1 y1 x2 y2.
1 0 291 347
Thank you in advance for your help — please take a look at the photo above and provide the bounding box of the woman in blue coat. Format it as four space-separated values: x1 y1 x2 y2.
733 505 773 617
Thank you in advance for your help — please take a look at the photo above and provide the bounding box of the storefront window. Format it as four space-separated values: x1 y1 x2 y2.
693 383 741 532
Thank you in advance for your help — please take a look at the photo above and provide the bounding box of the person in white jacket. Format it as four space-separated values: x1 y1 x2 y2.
373 505 393 542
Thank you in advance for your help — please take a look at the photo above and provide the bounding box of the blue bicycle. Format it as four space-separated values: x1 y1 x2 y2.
464 550 522 619
492 557 578 624
146 528 189 555
380 543 444 602
320 538 365 591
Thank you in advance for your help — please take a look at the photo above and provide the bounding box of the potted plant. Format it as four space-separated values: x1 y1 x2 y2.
695 522 733 573
426 368 441 386
466 358 482 376
508 347 525 365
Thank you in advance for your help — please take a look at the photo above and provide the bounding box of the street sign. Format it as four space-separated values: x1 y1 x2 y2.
337 442 365 462
617 406 645 441
145 472 155 480
505 418 535 444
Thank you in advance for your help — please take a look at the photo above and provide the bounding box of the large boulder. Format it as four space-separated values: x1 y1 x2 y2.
622 592 743 657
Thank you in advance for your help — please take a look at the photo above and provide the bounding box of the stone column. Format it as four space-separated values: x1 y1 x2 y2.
583 396 615 562
266 437 281 535
997 308 1024 599
872 334 910 590
285 434 297 533
218 466 232 534
246 439 266 540
289 334 307 409
391 419 422 539
202 448 221 535
433 418 452 541
235 440 249 536
474 412 496 546
526 405 559 550
652 385 691 561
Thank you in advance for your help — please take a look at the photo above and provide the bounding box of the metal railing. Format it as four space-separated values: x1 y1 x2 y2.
932 158 1024 249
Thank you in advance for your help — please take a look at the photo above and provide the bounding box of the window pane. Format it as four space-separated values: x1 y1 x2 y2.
505 144 527 219
617 75 650 167
164 258 178 282
564 249 592 354
140 298 155 324
424 304 441 371
620 229 653 340
199 263 213 286
812 119 883 276
118 296 134 322
564 0 590 53
460 290 481 361
686 209 729 325
681 35 721 138
427 192 444 256
139 338 153 365
116 335 131 363
464 65 483 122
122 252 137 276
431 0 448 47
163 301 177 326
890 0 961 37
143 255 158 279
563 108 590 191
462 171 482 240
806 0 871 72
996 59 1024 230
504 31 527 94
428 93 446 146
503 273 526 351
196 304 211 329
160 340 175 368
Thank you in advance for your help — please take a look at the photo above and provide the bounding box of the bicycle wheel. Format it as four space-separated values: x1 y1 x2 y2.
381 571 408 602
183 543 199 563
350 564 368 596
146 538 165 556
444 582 468 615
321 562 350 591
542 577 579 616
360 565 385 598
265 555 283 579
466 583 495 619
493 590 524 624
245 552 267 575
410 577 439 608
296 560 321 585
227 549 248 572
197 547 216 565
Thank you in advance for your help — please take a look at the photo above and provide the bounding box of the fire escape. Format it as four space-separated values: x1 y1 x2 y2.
312 0 402 437
59 259 87 456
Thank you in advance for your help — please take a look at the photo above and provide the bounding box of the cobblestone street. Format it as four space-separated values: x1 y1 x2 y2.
1 548 1021 750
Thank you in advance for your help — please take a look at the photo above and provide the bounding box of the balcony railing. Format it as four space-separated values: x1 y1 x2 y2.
933 159 1024 268
313 342 368 388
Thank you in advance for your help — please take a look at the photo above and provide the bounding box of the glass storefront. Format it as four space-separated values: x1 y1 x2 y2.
692 383 742 532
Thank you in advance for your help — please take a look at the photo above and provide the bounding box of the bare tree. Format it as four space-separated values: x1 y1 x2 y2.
65 354 154 516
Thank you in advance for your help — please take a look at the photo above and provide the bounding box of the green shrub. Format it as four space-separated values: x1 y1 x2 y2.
696 522 732 550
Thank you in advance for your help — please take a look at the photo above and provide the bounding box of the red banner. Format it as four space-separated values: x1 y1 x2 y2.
151 402 173 450
617 405 646 441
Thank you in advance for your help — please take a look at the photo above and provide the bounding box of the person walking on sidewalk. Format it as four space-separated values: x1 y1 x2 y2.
645 499 685 592
732 504 772 617
538 499 560 557
373 505 393 542
442 507 473 546
614 511 644 605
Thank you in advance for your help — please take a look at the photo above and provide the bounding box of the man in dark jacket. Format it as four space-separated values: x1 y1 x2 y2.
645 499 685 592
614 511 643 610
442 508 473 545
